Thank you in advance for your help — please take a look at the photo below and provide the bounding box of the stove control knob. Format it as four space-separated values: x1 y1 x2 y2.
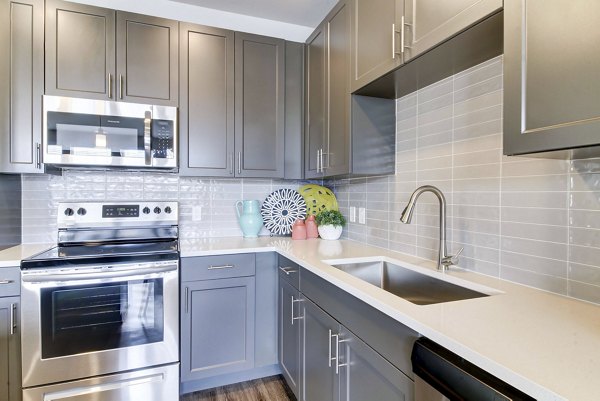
64 208 74 216
164 206 172 214
77 208 87 216
143 207 151 214
154 207 162 214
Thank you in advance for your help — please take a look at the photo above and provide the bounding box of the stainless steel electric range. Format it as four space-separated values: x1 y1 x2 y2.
20 201 180 401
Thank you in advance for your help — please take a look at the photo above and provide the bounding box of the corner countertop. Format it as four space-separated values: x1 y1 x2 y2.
0 244 54 268
181 237 600 401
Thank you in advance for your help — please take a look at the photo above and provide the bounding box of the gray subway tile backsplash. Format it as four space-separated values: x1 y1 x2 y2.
19 55 600 304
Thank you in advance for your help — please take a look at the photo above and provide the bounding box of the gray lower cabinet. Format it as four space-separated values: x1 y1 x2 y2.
305 1 351 179
234 32 285 178
504 0 600 156
350 0 404 93
0 267 21 401
181 276 256 381
278 275 301 398
45 0 178 106
403 0 502 62
0 0 44 174
179 23 234 176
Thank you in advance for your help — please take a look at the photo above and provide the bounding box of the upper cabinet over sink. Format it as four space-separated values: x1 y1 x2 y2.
504 0 600 156
45 0 178 106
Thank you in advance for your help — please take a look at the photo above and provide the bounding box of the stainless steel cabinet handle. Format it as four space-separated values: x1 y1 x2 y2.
335 334 348 374
237 152 242 175
0 279 14 285
35 142 42 169
208 264 234 270
328 329 333 367
108 73 113 98
402 16 412 52
322 150 329 170
144 111 152 166
278 266 298 275
330 332 339 370
10 303 16 335
229 153 233 175
392 23 396 59
316 149 321 173
185 287 189 314
291 296 303 325
119 74 124 99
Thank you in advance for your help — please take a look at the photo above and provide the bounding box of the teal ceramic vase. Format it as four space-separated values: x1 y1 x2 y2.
235 200 263 238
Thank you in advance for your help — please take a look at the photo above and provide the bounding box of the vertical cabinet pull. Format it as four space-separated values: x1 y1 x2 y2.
229 153 234 175
402 16 412 52
335 334 348 374
392 23 396 59
9 303 16 335
279 266 298 275
330 332 339 370
316 149 321 173
328 329 333 367
291 296 303 325
185 287 189 314
119 74 124 99
108 73 113 98
237 152 242 175
35 143 42 169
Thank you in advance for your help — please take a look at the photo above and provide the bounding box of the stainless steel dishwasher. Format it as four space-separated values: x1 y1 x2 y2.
411 338 536 401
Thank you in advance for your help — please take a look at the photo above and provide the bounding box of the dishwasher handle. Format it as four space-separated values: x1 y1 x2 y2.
411 338 535 401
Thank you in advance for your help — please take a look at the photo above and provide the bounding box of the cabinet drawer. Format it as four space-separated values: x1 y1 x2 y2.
0 267 20 297
181 254 255 281
277 255 300 289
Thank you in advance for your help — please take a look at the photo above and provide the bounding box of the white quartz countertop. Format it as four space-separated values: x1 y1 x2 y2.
181 237 600 401
0 244 53 268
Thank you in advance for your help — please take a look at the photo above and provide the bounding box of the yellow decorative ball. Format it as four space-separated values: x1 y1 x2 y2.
298 184 339 216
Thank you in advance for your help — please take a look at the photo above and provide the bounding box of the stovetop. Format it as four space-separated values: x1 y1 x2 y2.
28 240 179 261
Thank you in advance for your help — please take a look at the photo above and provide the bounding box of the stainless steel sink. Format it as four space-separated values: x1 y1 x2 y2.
328 259 489 305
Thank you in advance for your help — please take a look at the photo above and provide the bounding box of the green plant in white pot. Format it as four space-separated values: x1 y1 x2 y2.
316 210 346 240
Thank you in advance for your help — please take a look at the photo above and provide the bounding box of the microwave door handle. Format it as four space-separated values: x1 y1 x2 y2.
144 111 152 165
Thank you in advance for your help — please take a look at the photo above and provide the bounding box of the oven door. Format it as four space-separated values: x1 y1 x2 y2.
21 259 179 388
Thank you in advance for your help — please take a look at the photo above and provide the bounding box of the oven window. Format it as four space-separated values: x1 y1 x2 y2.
40 279 164 359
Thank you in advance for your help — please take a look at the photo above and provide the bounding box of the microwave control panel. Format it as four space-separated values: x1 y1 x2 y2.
151 119 174 159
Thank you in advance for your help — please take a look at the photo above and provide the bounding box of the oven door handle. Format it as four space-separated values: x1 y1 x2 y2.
21 263 177 283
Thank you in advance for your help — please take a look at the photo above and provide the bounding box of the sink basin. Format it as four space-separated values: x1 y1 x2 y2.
327 259 489 305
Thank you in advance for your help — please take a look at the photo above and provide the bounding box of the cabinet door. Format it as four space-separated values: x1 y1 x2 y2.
324 1 351 177
181 277 255 382
179 23 234 177
350 0 404 92
504 0 600 155
0 0 44 173
116 12 178 106
305 24 326 179
0 298 20 401
301 299 338 401
45 0 115 100
339 329 414 401
279 277 302 398
404 0 501 61
234 33 285 178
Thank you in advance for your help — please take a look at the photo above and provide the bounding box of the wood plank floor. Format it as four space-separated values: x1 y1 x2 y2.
181 375 294 401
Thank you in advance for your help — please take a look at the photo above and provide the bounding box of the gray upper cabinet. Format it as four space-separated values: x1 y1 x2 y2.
116 12 178 106
350 0 404 93
338 329 414 401
45 0 115 100
234 33 285 178
504 0 600 156
305 1 351 179
46 1 178 106
0 0 44 174
179 23 234 176
403 0 502 62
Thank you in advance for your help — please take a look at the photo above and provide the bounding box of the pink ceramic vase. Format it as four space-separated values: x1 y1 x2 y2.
305 215 319 239
291 219 307 240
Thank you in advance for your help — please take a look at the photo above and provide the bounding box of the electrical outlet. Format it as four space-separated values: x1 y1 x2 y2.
358 207 366 224
349 206 356 223
192 206 202 221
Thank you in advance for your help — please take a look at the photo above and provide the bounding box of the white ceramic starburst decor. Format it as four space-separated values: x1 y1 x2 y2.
261 189 307 235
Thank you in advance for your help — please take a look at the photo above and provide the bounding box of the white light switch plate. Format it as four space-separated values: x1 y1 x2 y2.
358 207 366 224
349 206 356 223
192 206 202 221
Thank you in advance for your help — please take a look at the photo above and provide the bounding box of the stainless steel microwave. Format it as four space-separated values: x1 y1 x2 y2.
43 96 178 170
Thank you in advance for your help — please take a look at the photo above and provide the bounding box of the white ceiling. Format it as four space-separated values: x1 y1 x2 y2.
170 0 338 28
69 0 338 41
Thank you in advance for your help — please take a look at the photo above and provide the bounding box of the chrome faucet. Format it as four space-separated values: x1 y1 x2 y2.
399 185 462 271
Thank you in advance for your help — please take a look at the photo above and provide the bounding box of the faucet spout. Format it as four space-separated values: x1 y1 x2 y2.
400 185 456 271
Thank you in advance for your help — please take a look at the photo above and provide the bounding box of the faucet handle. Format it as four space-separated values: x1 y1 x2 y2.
442 247 464 268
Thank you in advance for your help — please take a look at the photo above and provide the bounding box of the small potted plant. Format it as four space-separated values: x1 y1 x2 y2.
316 210 346 240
